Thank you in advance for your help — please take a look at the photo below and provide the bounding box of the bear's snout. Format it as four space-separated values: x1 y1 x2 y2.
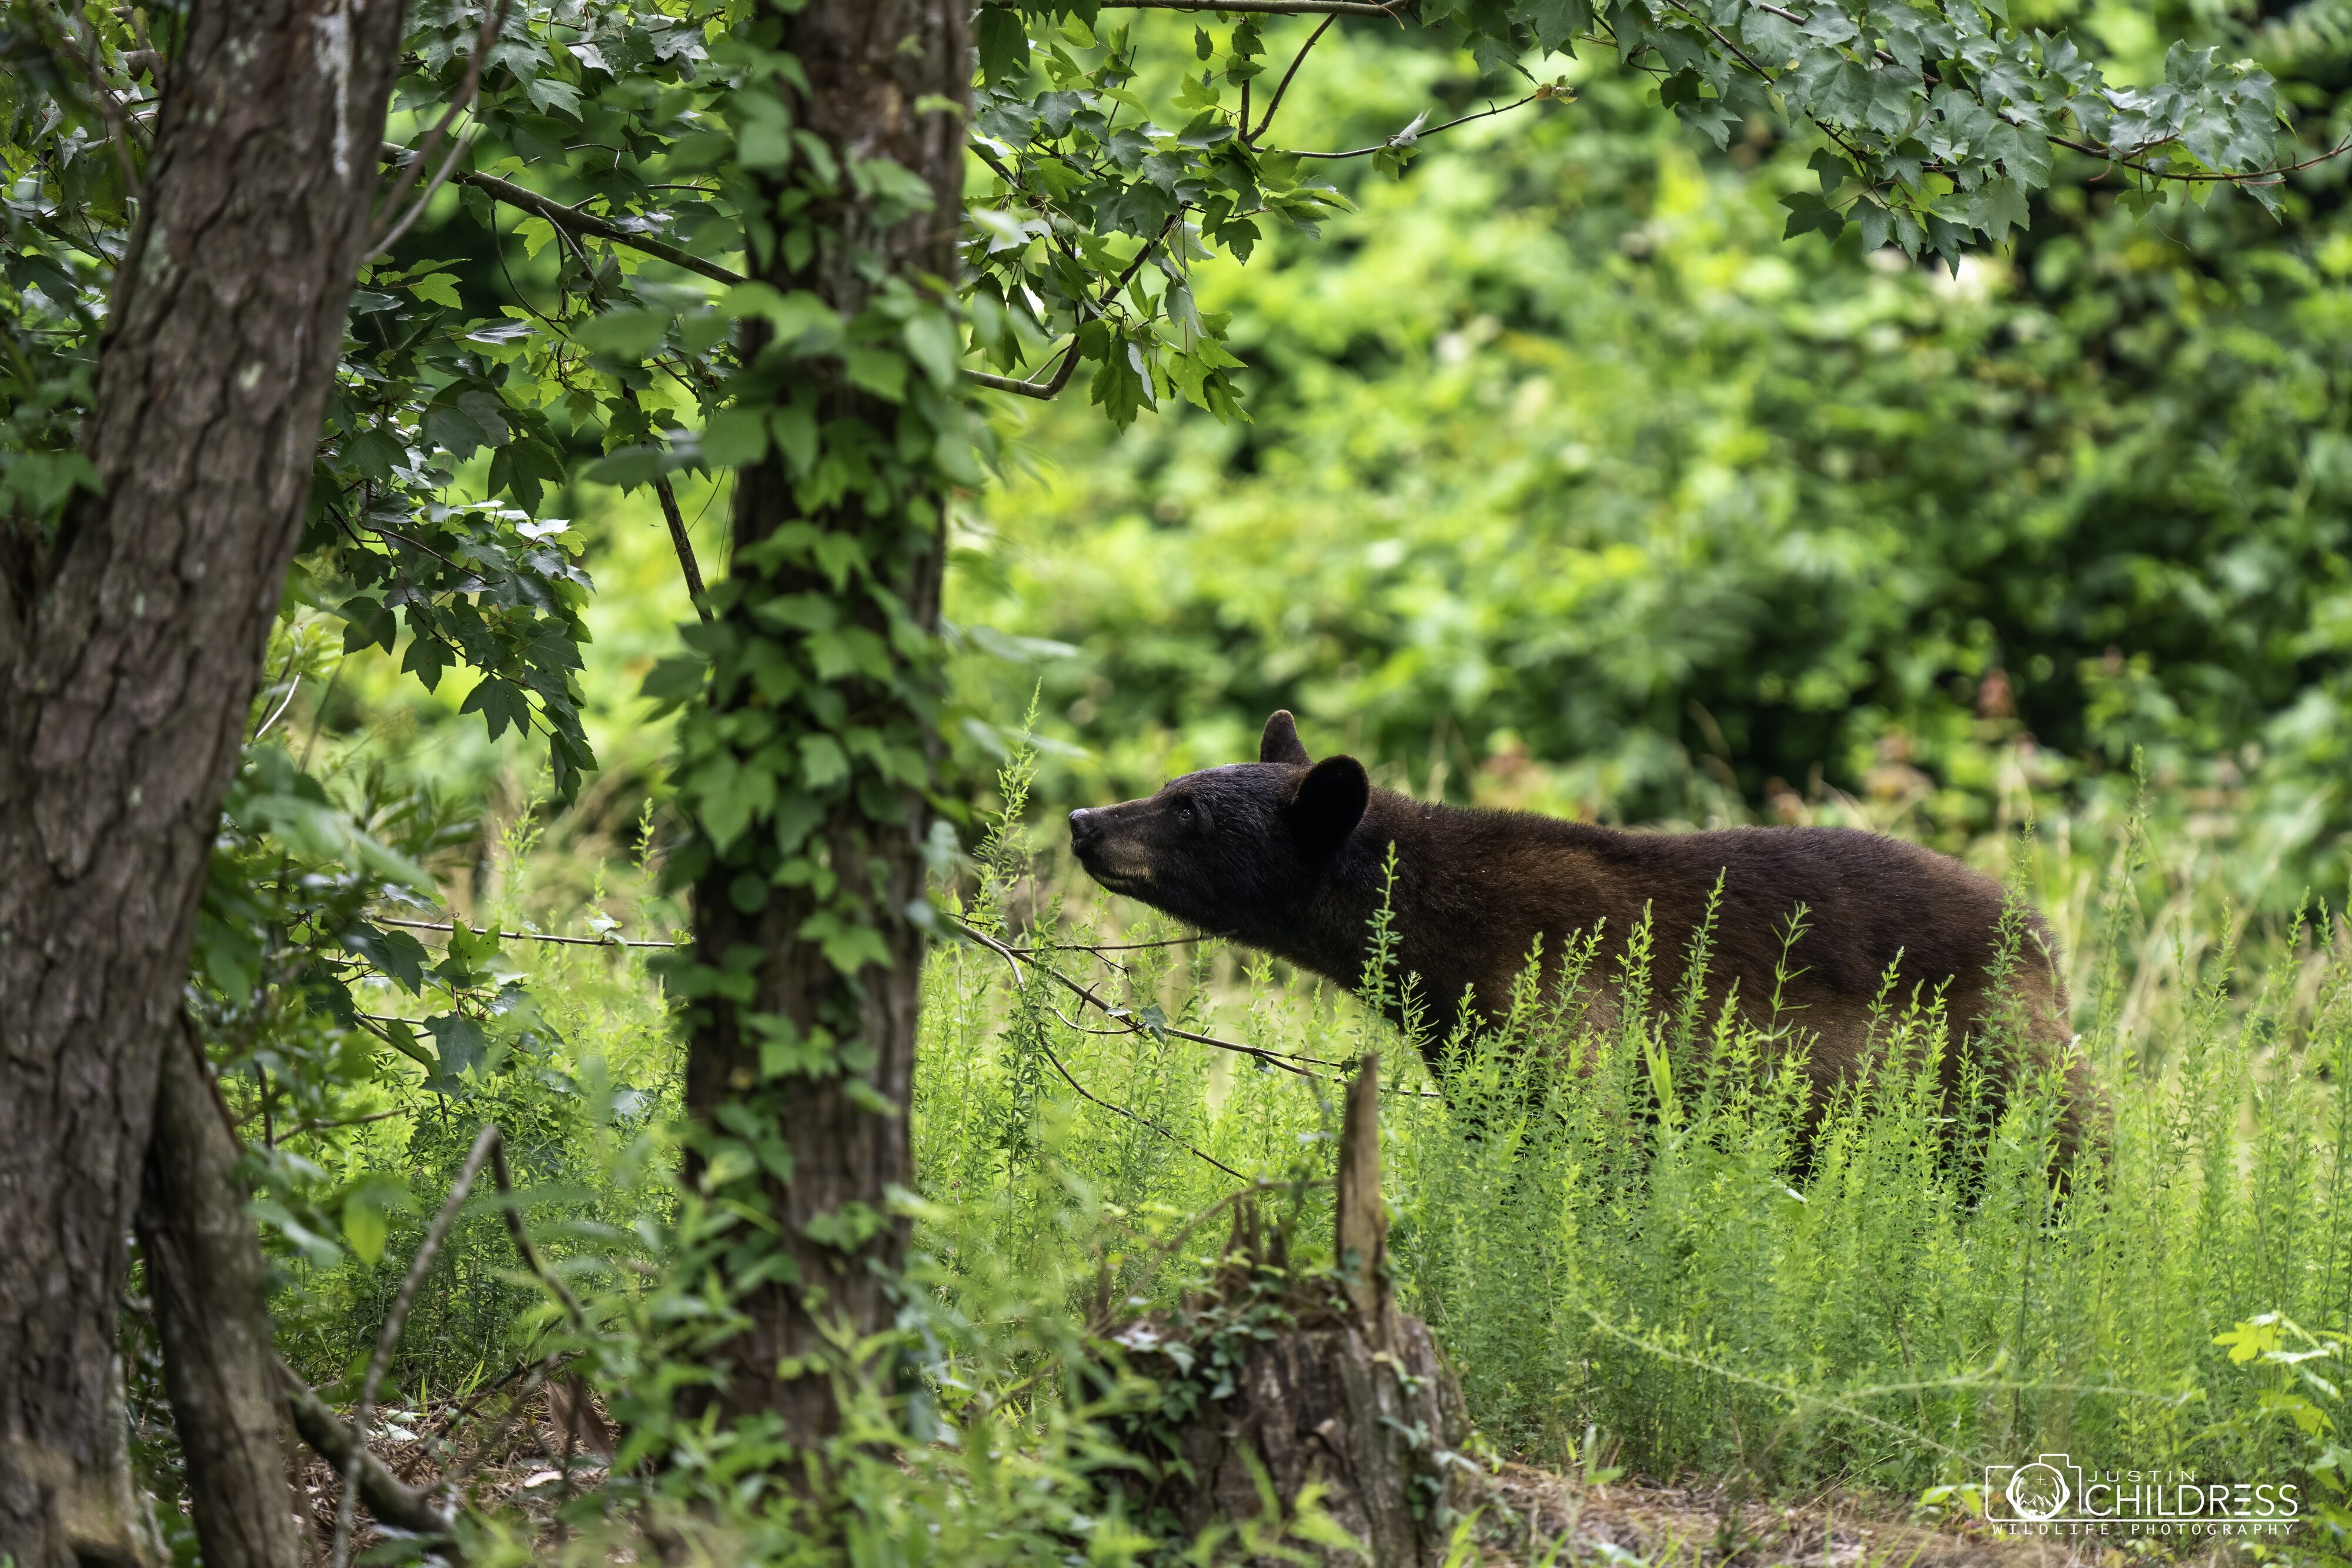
1067 808 1102 851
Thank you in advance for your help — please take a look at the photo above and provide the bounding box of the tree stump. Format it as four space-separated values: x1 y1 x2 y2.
1112 1055 1477 1566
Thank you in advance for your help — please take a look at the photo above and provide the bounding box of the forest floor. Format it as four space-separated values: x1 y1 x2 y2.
1479 1463 2238 1567
295 1388 2241 1567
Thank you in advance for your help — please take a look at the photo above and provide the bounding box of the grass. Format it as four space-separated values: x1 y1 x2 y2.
266 740 2352 1561
910 752 2352 1544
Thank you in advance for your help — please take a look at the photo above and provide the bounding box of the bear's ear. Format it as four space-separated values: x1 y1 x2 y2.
1286 755 1367 859
1259 709 1312 765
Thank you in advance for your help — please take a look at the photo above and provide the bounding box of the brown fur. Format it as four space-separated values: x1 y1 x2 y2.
1070 711 2094 1156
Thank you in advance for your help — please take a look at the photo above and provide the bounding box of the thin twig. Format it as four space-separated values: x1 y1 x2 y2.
616 385 710 620
279 1358 457 1540
252 674 301 742
488 1135 589 1333
1016 934 1218 954
372 914 681 950
450 164 747 286
284 1105 408 1142
372 0 512 249
954 915 1441 1099
1047 1039 1244 1178
1250 16 1335 143
978 0 1412 12
965 210 1180 398
373 130 479 256
1285 92 1541 158
332 1125 499 1568
2047 128 2352 185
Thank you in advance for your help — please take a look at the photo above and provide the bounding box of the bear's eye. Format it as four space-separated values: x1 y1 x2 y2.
1172 798 1197 823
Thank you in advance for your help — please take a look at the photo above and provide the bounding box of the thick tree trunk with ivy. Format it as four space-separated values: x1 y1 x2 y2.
0 5 404 1565
679 0 970 1442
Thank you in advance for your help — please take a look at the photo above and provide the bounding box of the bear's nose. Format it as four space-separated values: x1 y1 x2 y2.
1068 808 1100 848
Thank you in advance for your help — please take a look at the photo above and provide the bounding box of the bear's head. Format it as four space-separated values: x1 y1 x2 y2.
1067 710 1369 937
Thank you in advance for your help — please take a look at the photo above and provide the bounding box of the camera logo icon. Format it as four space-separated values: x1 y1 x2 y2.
2006 1460 2071 1520
1984 1454 2083 1523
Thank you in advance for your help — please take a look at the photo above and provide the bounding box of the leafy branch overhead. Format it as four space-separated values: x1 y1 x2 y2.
962 0 2318 423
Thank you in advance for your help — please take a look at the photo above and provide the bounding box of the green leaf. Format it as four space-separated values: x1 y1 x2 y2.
902 310 960 389
407 272 462 308
844 347 909 402
342 1191 388 1266
701 407 771 467
573 308 671 362
426 1013 489 1083
799 733 850 789
977 9 1030 85
460 676 531 741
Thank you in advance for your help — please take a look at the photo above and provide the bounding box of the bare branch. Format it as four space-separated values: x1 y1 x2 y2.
332 1125 499 1568
372 0 511 249
1284 92 1544 159
454 167 747 286
946 915 1445 1095
486 1135 589 1334
1250 15 1336 144
372 914 681 950
615 385 711 619
1037 1032 1244 1176
980 0 1414 14
372 131 479 257
278 1359 459 1543
382 145 749 286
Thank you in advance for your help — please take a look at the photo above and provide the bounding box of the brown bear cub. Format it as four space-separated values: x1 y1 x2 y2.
1070 710 2094 1159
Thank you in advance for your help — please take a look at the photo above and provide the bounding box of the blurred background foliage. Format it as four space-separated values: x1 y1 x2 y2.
947 0 2352 907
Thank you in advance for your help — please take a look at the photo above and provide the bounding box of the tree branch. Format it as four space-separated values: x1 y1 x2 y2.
379 146 749 286
969 341 1083 398
1283 92 1543 158
1250 15 1336 143
371 0 510 249
278 1362 459 1542
615 385 711 618
456 167 747 284
371 914 681 950
964 203 1181 399
330 1125 498 1568
979 0 1413 13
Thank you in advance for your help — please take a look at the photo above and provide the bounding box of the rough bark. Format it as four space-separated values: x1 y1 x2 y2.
1143 1314 1472 1567
681 0 968 1442
0 5 405 1565
136 1029 301 1568
1121 1059 1475 1566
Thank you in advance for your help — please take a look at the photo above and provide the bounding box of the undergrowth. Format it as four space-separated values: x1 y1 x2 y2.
264 735 2352 1560
911 744 2352 1540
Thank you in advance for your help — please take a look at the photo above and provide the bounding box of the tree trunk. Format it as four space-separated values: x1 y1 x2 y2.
136 1028 302 1568
681 0 968 1443
0 5 404 1565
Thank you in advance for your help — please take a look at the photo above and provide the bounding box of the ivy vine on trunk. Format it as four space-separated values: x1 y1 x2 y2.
664 0 975 1448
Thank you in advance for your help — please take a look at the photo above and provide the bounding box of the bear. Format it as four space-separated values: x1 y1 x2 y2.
1068 710 2097 1165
